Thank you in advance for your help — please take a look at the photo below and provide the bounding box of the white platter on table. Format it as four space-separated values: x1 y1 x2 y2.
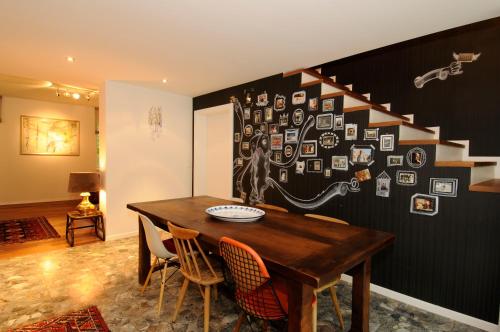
205 205 265 222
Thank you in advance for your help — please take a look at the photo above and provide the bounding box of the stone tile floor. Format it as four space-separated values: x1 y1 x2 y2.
0 236 484 331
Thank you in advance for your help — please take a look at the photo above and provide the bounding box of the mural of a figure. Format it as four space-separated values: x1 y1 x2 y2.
249 134 271 204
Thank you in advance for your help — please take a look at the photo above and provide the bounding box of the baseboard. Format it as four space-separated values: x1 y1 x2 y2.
340 274 499 332
105 231 138 241
0 199 80 208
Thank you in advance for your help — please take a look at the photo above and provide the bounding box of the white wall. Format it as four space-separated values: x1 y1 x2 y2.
193 103 233 200
0 96 97 205
100 81 192 239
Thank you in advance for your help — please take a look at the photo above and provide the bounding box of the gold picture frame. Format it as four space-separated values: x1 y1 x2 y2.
20 115 80 156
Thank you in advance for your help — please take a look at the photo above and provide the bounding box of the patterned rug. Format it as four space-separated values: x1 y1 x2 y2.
8 306 109 331
0 216 60 245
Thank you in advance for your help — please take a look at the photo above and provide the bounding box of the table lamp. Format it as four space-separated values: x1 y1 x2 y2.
68 172 100 214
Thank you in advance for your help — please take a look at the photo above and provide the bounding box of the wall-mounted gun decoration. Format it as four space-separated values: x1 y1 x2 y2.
414 52 480 88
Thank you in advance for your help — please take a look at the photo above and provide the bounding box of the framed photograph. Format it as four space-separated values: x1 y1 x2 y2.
345 123 358 140
256 92 268 106
322 98 334 112
234 132 241 142
264 107 273 122
332 155 348 171
406 147 427 168
355 168 371 182
269 123 279 134
396 170 417 186
244 125 253 136
254 110 262 124
324 167 332 178
387 155 404 167
279 113 289 126
236 158 243 166
334 114 344 130
410 193 439 216
284 145 293 157
308 97 319 111
429 178 458 197
20 115 80 156
274 151 282 163
316 113 333 130
319 132 339 149
274 94 286 111
307 159 323 173
293 109 304 125
296 161 305 175
292 90 306 105
300 140 317 157
243 108 251 120
350 144 375 166
364 128 379 141
376 171 391 197
285 128 299 144
242 142 250 150
259 123 268 134
270 134 283 150
279 168 288 183
380 134 395 151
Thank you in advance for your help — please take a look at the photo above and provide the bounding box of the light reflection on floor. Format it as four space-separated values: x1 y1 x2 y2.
0 237 483 331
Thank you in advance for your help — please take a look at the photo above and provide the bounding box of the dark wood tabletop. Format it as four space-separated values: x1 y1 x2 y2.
127 196 394 289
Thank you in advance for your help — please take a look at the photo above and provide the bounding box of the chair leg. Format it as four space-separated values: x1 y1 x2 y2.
232 312 245 332
312 293 318 332
141 257 157 294
329 286 344 330
172 278 190 322
157 260 169 314
204 285 211 332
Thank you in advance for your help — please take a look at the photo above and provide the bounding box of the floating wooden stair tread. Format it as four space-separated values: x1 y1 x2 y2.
434 161 497 167
344 105 410 121
369 121 435 134
399 140 465 148
469 179 500 193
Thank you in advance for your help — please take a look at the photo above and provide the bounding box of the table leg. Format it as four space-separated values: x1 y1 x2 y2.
287 278 314 332
138 216 151 285
350 258 371 332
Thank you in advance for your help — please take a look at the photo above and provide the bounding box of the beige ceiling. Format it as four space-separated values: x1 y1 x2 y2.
0 0 499 97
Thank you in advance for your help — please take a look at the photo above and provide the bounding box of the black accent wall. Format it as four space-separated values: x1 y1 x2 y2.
193 18 500 323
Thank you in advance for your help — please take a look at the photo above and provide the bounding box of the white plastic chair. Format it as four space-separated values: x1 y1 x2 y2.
140 214 177 314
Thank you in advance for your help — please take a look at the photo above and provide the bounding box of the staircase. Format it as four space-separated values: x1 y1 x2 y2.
283 68 500 193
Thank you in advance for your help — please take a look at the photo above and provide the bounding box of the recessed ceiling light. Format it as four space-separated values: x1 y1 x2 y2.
162 78 167 84
66 56 75 63
72 93 80 100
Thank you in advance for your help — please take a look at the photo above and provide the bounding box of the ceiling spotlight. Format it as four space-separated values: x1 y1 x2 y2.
162 78 167 84
56 89 60 97
66 56 75 63
63 91 71 97
72 93 81 100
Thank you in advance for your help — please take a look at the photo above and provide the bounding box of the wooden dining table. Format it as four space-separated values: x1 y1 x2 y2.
127 196 395 332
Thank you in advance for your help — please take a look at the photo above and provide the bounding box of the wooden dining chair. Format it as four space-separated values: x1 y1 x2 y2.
168 222 224 332
305 213 347 331
139 214 178 314
255 203 289 213
219 236 298 331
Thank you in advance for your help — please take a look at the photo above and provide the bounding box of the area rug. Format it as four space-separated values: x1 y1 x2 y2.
0 216 60 245
8 306 110 331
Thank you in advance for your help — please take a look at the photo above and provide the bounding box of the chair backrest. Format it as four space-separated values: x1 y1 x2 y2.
140 214 175 259
167 222 218 283
304 213 349 225
219 236 286 320
255 203 288 213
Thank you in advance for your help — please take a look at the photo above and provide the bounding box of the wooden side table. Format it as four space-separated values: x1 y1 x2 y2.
66 210 105 247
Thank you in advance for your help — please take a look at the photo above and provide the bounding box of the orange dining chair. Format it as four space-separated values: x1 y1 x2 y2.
305 213 348 331
255 203 289 213
219 236 294 331
168 222 224 332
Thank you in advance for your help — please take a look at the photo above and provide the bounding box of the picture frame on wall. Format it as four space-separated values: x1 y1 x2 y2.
273 94 286 111
279 113 289 126
324 167 332 178
20 115 80 156
292 90 306 105
270 134 283 150
300 140 317 157
429 178 458 197
322 98 334 112
355 168 371 182
410 193 439 216
316 113 333 130
319 132 339 149
293 109 304 125
332 155 348 171
364 128 379 141
279 168 288 183
334 114 344 130
285 128 299 144
308 97 319 111
406 147 426 168
244 125 253 136
307 159 323 173
242 142 250 150
345 123 358 140
380 134 395 151
284 145 293 157
396 170 417 186
254 110 262 124
387 155 404 167
264 107 273 122
259 123 268 134
274 151 282 163
244 107 251 120
269 124 279 134
349 144 375 166
234 132 241 142
256 92 268 106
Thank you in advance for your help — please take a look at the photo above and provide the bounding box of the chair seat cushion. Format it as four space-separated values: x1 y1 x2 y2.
162 238 177 254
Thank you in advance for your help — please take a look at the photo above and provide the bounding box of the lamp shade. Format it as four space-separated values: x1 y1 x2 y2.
68 172 100 193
